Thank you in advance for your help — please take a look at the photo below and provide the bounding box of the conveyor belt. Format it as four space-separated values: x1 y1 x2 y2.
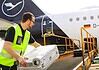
48 55 83 70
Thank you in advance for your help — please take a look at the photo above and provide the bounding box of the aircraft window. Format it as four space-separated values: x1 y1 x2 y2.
90 16 94 20
76 17 79 21
69 18 73 22
83 16 87 20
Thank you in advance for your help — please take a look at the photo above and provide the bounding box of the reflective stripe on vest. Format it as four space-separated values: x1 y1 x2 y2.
0 24 30 66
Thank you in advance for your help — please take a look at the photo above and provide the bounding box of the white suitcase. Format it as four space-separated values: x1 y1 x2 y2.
17 45 59 70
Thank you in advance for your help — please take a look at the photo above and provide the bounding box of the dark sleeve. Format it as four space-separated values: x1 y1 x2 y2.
29 34 35 44
5 27 15 42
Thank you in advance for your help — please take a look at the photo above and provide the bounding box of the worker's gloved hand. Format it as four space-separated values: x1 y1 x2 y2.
17 56 27 67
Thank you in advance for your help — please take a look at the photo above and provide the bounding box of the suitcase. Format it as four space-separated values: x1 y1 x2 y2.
73 49 82 57
17 45 59 70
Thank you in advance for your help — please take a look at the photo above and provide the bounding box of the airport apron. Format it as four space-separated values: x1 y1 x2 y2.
0 24 30 66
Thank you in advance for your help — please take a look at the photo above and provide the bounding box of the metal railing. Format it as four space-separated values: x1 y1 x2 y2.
43 33 80 55
80 27 96 70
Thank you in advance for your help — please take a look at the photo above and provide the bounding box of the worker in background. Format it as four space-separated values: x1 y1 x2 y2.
0 12 41 70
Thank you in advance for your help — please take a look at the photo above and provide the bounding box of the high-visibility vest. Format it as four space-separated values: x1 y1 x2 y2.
0 24 30 66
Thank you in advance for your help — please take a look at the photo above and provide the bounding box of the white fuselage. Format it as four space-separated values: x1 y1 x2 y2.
47 9 99 48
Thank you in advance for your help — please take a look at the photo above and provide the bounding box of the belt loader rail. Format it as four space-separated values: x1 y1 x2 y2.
73 27 97 70
73 50 95 70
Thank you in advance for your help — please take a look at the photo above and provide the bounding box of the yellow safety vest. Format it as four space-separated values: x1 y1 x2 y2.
0 24 30 66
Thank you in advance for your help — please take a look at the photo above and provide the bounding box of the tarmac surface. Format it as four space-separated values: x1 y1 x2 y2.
48 54 83 70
